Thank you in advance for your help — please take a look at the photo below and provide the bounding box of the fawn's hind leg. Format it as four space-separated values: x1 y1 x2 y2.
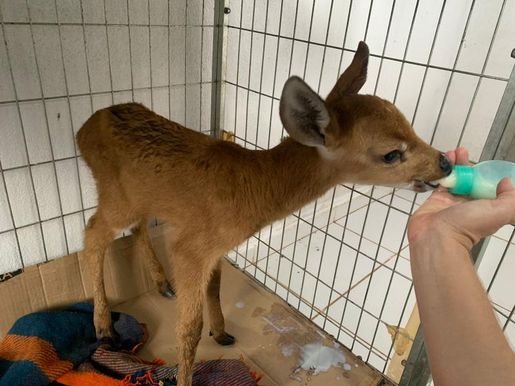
132 220 175 298
84 213 115 340
207 260 235 345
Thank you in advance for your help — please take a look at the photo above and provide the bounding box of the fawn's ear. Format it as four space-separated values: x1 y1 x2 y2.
279 76 330 147
326 41 369 103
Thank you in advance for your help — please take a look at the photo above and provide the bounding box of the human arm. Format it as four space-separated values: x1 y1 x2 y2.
407 148 515 386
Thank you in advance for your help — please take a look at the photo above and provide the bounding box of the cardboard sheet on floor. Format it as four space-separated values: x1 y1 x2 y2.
0 225 389 386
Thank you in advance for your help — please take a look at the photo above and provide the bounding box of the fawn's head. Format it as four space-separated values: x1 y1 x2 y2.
279 42 452 192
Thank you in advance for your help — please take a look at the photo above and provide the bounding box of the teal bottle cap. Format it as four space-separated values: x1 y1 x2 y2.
450 165 474 196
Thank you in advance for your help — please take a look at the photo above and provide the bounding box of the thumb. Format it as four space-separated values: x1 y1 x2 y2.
497 177 515 196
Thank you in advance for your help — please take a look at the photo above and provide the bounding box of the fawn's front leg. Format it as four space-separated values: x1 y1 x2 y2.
84 214 115 340
207 260 235 345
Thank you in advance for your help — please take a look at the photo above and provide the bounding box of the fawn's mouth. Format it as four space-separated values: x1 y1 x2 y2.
413 179 439 192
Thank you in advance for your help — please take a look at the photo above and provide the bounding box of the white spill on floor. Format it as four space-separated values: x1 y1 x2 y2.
299 343 347 375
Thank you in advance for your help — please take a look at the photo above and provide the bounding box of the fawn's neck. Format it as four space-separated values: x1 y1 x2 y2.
249 138 338 224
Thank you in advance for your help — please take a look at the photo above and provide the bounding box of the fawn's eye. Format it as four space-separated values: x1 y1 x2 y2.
383 150 402 164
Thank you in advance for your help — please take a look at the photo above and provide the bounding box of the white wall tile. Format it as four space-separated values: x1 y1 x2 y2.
77 158 97 209
185 84 201 130
170 26 185 84
56 0 81 23
186 27 202 83
113 90 134 104
63 212 84 251
150 26 169 87
69 95 93 135
200 82 212 131
27 0 57 23
91 92 112 111
383 0 418 60
0 104 28 169
169 0 186 26
33 25 67 98
55 158 82 215
4 168 39 228
42 218 67 260
169 85 185 125
0 0 29 22
19 100 52 164
82 0 105 24
187 0 202 26
0 231 22 272
32 163 60 221
85 26 111 93
150 0 168 25
429 0 474 69
105 0 128 24
151 87 169 119
0 176 14 232
0 28 16 102
129 26 151 89
405 0 445 64
460 78 506 162
456 0 504 75
484 0 515 79
17 223 45 266
60 25 90 95
46 98 75 159
129 0 149 25
133 88 151 107
3 25 41 100
202 27 213 82
107 26 132 91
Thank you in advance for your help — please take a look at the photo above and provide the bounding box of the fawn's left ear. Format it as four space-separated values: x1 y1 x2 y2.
279 76 330 148
326 41 369 104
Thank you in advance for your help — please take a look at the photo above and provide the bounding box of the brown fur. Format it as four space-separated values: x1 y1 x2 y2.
76 42 448 385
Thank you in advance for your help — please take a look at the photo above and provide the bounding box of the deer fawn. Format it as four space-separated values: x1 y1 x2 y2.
77 42 451 385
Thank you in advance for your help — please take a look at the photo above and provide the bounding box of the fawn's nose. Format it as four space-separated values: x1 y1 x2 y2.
439 153 452 176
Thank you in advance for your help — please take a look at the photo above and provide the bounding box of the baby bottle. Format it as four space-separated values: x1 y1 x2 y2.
437 160 515 199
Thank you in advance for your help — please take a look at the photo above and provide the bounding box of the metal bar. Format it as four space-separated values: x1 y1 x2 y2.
126 0 135 101
503 303 515 331
242 0 258 273
184 0 187 126
273 0 301 295
225 25 509 82
0 160 24 269
0 21 214 27
54 0 87 228
286 0 317 309
481 64 515 161
428 0 477 146
1 8 50 262
457 0 507 149
0 82 212 106
398 328 431 386
251 0 271 278
148 0 153 110
0 206 98 236
210 0 228 138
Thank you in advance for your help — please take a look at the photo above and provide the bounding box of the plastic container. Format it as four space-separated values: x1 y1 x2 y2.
437 160 515 199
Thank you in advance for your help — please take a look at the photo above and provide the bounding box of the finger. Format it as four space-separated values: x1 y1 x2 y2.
445 150 457 165
455 147 470 165
497 177 515 196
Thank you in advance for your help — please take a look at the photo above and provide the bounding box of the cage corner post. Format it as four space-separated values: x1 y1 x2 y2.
210 0 230 139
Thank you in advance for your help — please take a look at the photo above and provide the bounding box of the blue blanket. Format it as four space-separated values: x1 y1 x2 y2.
0 303 143 386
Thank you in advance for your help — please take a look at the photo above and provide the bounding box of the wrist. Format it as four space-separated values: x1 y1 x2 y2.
410 227 474 258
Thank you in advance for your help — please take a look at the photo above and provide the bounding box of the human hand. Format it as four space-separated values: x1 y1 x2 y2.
407 148 515 251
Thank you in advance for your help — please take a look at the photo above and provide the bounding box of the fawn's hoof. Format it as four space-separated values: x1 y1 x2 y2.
96 326 115 343
210 331 236 346
159 281 176 298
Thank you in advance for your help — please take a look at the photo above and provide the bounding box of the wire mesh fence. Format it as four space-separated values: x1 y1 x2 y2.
222 0 515 379
0 0 514 384
0 0 215 271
